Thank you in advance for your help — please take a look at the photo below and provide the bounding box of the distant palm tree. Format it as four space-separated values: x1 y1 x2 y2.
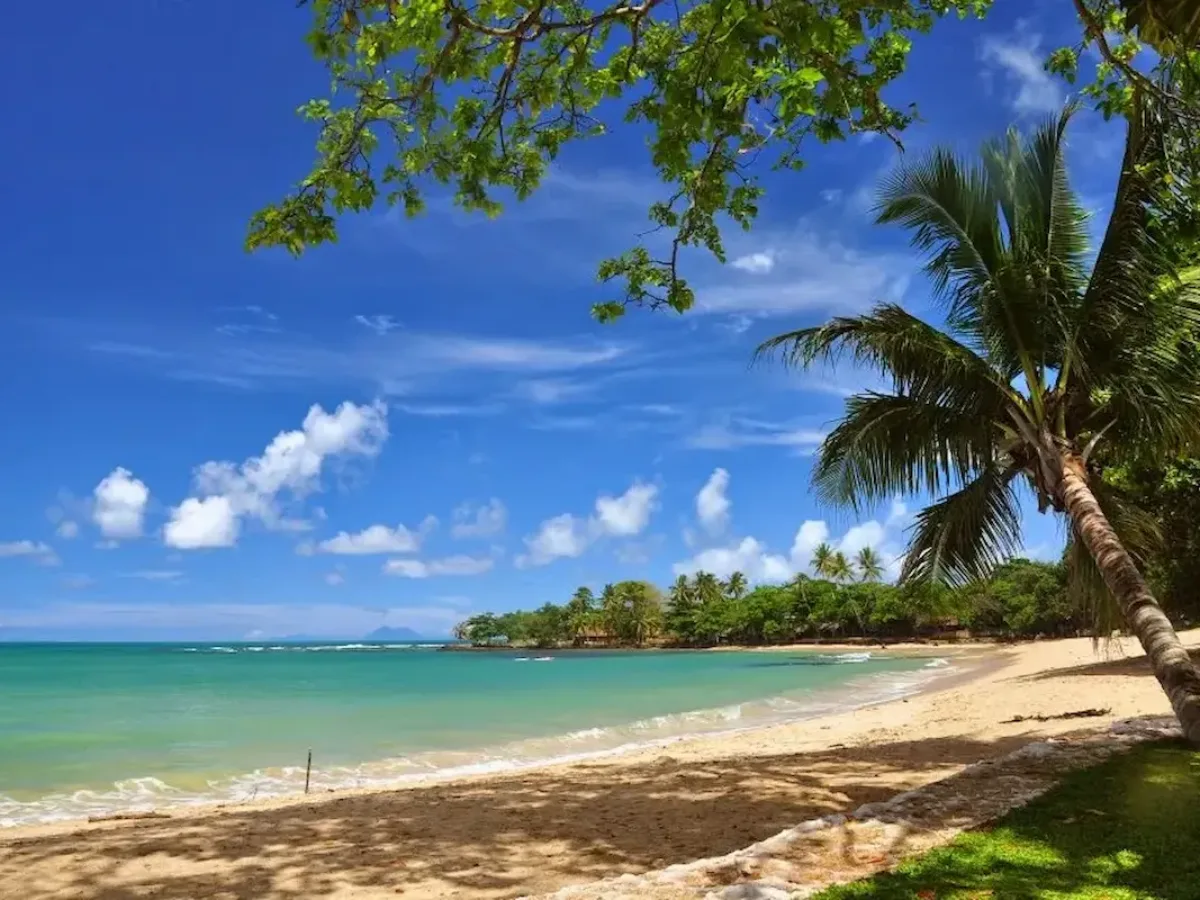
811 543 836 579
565 586 595 645
725 571 748 601
757 102 1200 740
693 571 724 606
827 551 854 584
855 547 885 583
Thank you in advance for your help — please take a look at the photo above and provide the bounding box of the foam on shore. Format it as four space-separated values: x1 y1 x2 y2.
0 655 958 828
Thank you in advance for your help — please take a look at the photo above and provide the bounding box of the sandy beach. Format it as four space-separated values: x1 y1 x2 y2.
2 632 1196 900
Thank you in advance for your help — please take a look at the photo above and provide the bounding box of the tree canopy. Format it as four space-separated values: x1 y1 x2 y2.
454 559 1090 647
249 0 1200 321
249 0 994 320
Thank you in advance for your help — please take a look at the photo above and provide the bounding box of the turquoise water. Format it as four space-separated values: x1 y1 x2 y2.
0 642 948 826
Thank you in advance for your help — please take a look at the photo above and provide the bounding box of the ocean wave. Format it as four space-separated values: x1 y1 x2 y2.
176 643 449 654
833 652 873 663
0 657 959 829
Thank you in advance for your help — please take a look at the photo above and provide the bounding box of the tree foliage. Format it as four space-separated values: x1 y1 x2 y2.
249 0 990 320
455 560 1097 647
756 104 1200 611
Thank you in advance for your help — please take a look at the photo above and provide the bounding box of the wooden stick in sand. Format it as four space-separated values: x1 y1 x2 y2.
305 749 312 794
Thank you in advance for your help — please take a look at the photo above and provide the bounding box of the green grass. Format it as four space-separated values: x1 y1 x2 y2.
812 741 1200 900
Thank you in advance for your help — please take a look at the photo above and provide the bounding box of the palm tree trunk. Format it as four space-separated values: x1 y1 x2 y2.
1058 452 1200 743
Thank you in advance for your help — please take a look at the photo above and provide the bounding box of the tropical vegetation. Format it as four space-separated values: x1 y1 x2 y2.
251 2 1196 321
454 558 1088 648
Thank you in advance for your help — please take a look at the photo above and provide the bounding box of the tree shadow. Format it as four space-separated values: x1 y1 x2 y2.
0 732 1047 900
812 741 1200 900
1024 647 1200 680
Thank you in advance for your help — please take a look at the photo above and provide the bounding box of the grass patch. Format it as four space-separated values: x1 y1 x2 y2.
812 741 1200 900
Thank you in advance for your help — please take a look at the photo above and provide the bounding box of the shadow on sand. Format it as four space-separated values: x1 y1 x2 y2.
1 731 1066 900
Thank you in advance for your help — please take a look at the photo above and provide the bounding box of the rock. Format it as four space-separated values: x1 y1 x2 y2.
705 882 794 900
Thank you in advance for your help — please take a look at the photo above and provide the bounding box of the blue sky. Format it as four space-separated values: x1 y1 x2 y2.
0 1 1128 640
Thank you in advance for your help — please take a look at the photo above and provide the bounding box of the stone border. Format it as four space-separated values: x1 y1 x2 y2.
525 716 1183 900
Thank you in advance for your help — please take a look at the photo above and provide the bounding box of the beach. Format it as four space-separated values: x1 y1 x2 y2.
1 632 1195 900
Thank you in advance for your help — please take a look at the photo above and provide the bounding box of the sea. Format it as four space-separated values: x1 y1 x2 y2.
0 642 953 828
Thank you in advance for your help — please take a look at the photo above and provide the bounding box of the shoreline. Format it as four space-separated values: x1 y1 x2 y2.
2 633 1193 900
0 647 974 835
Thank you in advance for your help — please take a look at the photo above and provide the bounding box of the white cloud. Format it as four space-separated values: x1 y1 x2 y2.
686 416 825 453
126 570 183 582
165 400 388 550
164 496 239 549
674 469 908 584
325 571 345 586
0 540 60 566
674 537 793 582
92 468 150 541
87 326 629 397
451 499 507 539
731 251 775 274
514 378 591 405
594 482 659 536
354 314 402 335
979 28 1065 115
517 481 660 567
695 229 909 319
383 554 495 578
696 468 731 534
789 520 831 566
516 513 592 567
56 520 79 540
310 518 435 555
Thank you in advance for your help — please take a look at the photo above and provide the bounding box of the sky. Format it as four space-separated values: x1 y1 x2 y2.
0 1 1129 640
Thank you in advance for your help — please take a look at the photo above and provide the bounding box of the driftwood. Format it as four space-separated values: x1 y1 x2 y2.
1002 707 1111 724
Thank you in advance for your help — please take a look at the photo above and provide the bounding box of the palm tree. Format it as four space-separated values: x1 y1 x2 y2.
565 586 595 645
827 551 854 584
811 542 836 579
725 571 748 601
856 547 886 583
758 102 1200 741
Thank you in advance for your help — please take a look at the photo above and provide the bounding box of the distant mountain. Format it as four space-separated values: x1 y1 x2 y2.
365 626 425 641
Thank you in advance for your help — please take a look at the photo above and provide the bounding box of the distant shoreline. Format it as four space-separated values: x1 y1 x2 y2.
438 635 1012 653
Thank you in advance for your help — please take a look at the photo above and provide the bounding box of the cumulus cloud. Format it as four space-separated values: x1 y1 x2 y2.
516 480 659 567
594 483 659 536
92 468 150 540
306 517 436 556
696 468 731 534
674 469 910 583
731 251 775 274
164 400 388 550
164 496 239 550
451 499 507 539
383 554 495 578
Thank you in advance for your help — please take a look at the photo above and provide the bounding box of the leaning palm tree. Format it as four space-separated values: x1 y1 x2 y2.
855 547 886 583
758 101 1200 741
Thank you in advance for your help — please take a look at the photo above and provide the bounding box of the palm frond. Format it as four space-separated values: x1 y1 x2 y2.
875 148 1005 339
901 466 1023 586
1068 92 1176 385
812 392 999 509
755 304 1015 412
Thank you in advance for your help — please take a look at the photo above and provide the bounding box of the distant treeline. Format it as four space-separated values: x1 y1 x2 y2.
454 558 1084 648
